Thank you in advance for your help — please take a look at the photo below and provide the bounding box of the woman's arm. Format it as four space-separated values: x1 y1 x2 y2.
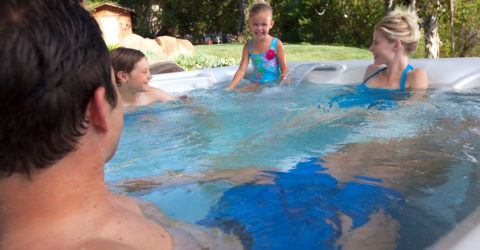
408 69 429 90
225 43 250 90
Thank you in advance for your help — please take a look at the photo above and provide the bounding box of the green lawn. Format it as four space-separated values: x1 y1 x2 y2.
195 43 373 63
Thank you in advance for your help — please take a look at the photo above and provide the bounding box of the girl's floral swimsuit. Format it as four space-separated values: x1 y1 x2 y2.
249 37 280 84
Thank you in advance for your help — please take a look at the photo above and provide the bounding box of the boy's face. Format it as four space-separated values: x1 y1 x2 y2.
125 57 152 91
249 11 274 40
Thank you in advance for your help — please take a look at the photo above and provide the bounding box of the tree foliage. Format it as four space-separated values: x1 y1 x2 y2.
85 0 480 57
439 0 480 57
271 0 384 47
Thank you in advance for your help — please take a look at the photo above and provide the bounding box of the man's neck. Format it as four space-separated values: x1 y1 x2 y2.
0 147 111 233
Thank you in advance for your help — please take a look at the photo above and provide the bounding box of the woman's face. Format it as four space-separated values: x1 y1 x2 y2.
249 11 274 40
126 57 152 90
369 30 397 65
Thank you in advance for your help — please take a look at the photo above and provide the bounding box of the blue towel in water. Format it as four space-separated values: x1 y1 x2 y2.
198 158 403 250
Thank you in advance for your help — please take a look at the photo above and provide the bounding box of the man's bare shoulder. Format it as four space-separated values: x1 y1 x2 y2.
101 194 173 249
79 239 137 250
109 193 143 214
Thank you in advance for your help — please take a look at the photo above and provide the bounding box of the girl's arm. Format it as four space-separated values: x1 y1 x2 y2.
276 40 288 81
226 43 250 90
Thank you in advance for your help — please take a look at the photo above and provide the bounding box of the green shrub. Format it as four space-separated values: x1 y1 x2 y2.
107 44 119 52
175 54 236 71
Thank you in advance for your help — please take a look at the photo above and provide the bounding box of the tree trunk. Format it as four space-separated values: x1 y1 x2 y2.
384 0 415 13
423 13 441 58
237 0 248 35
405 0 416 9
459 30 480 57
448 0 455 56
384 0 394 14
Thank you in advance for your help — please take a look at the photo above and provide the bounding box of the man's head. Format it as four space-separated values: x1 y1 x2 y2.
0 0 118 177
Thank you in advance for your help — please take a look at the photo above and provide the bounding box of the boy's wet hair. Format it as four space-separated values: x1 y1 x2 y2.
0 0 117 177
249 2 273 17
110 47 146 85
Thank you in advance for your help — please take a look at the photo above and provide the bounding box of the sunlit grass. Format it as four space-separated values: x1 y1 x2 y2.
195 43 372 63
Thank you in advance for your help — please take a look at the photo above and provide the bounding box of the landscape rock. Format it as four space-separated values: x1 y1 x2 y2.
155 36 195 57
119 33 166 64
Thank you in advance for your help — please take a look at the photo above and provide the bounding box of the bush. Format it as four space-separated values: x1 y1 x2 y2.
175 54 236 71
107 44 119 52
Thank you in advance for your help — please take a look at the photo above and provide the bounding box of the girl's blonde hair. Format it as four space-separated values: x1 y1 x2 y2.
249 1 272 17
375 7 421 54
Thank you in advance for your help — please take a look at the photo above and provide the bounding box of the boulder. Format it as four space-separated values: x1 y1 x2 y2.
149 61 184 74
155 36 195 57
119 33 166 64
177 39 195 56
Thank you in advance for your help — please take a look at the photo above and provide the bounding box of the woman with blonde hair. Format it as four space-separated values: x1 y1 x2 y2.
363 7 428 90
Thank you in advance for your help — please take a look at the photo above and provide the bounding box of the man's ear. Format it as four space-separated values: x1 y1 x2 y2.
87 87 108 132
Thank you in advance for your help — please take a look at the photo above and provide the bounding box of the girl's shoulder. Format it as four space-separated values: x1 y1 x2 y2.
275 38 284 44
274 38 285 50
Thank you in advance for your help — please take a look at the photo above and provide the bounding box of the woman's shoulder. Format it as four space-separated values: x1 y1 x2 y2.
407 68 428 90
363 64 384 80
409 67 427 76
366 64 384 72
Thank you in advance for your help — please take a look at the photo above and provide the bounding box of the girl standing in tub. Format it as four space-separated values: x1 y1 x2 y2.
111 47 186 107
363 7 428 91
225 2 289 92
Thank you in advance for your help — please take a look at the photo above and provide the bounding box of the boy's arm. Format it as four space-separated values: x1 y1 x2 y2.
148 85 178 102
276 40 288 81
226 43 250 90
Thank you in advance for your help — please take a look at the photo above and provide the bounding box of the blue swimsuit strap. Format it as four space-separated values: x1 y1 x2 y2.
249 39 253 55
270 37 278 51
363 67 387 84
363 64 414 91
399 64 414 91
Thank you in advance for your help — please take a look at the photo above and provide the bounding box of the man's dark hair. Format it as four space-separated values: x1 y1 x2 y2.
0 0 118 177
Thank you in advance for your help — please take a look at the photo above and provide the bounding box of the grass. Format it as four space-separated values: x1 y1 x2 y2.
195 43 373 63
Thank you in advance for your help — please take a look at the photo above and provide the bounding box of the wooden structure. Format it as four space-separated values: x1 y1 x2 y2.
88 3 134 45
